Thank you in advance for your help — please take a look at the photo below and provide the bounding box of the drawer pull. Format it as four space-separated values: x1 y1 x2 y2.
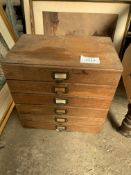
56 126 66 132
55 108 67 115
53 87 68 94
52 72 69 82
55 98 68 105
55 117 67 123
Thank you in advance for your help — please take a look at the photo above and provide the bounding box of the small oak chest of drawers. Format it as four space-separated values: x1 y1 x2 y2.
1 35 123 132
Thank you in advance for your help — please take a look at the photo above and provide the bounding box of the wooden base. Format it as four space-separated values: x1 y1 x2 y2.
119 103 131 137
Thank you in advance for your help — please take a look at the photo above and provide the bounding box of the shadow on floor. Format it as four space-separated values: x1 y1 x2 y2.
107 111 120 132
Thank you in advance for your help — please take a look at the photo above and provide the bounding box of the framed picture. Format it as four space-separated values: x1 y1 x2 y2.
0 4 16 134
23 0 130 53
0 4 17 49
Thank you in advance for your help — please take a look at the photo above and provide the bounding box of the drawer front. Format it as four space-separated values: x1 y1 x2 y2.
7 80 115 98
16 104 108 117
3 64 121 85
13 93 111 109
19 114 105 125
21 120 104 133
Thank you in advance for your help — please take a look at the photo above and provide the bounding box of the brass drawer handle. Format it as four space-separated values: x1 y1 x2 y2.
55 117 68 123
55 108 67 115
52 72 69 82
56 126 67 132
53 86 68 94
54 98 68 105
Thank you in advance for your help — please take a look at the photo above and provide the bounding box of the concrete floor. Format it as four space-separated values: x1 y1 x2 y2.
0 83 131 175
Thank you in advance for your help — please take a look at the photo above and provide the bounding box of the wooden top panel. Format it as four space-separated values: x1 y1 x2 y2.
3 34 123 71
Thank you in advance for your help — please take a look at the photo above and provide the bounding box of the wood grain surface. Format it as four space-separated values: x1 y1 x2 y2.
7 80 116 98
3 35 122 71
3 64 121 86
122 44 131 102
16 104 108 117
19 114 105 126
1 34 123 132
13 93 112 109
21 120 104 133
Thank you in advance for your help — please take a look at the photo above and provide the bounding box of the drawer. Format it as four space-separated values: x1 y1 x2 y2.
7 80 115 98
16 104 108 118
3 64 121 85
18 114 105 125
13 93 111 109
21 120 104 133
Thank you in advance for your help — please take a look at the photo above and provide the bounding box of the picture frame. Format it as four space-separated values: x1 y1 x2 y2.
0 4 16 134
23 0 130 53
0 4 17 49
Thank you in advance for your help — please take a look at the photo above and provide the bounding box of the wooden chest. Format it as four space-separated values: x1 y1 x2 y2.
1 35 123 132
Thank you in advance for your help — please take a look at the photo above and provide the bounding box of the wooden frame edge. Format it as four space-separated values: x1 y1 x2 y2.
0 101 15 135
120 5 131 58
0 4 17 42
